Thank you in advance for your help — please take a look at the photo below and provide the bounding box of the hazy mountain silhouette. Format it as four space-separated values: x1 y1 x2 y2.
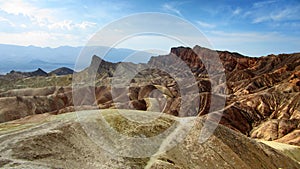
0 44 155 73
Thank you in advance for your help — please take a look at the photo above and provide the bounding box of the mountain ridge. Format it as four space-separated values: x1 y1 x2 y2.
0 45 300 148
0 44 156 73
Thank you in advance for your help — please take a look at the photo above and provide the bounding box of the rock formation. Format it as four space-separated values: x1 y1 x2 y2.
0 45 300 148
49 67 75 76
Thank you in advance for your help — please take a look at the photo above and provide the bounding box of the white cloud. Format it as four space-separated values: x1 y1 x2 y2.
76 21 97 30
196 20 215 28
162 3 182 17
232 8 241 15
48 20 73 30
208 31 277 40
0 0 97 31
0 0 129 47
253 0 277 8
0 31 51 47
0 31 85 47
0 0 55 27
0 16 15 26
0 16 9 22
270 7 300 21
48 20 97 30
0 0 35 15
252 16 269 23
245 2 300 24
20 24 27 28
252 6 300 23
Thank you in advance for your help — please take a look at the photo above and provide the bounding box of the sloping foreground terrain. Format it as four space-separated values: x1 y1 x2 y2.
259 140 300 162
0 109 299 169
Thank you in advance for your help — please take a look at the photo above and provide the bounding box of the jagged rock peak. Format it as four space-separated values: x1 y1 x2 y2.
49 67 74 76
7 68 47 77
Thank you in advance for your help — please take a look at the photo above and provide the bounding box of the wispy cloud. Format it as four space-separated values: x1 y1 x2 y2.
232 8 241 15
252 16 269 23
252 6 300 23
0 16 15 26
76 21 97 29
246 1 300 24
270 7 300 21
196 20 215 28
208 30 278 40
162 2 183 17
48 21 97 31
253 0 277 8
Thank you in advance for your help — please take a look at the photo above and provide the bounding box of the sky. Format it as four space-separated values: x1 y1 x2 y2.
0 0 299 56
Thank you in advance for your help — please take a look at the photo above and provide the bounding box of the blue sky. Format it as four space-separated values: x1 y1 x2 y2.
0 0 299 56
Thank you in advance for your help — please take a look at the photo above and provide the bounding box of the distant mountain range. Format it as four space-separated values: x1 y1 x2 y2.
0 67 75 81
0 44 155 74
